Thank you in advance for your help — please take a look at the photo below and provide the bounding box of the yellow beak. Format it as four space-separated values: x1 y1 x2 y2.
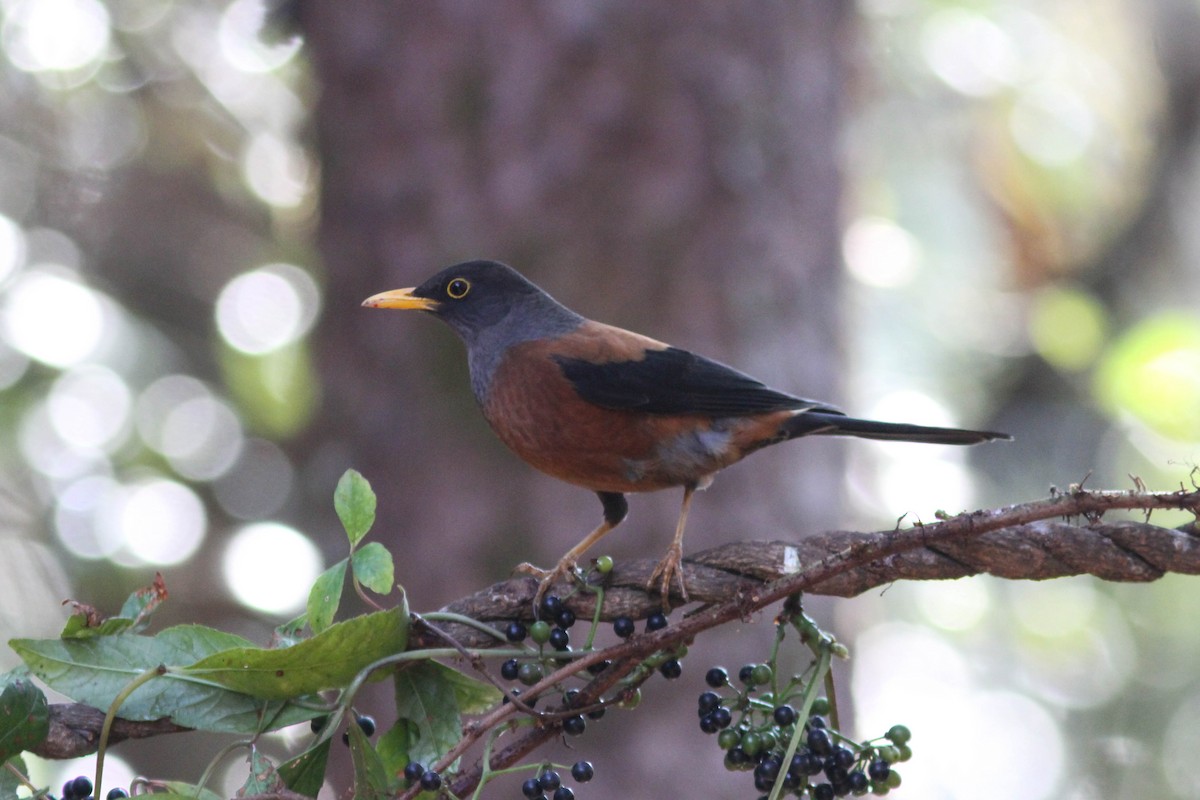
361 288 439 311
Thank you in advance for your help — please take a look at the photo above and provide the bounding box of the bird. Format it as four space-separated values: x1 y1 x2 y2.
363 260 1010 609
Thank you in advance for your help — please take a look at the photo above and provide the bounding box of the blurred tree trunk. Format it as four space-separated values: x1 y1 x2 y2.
297 1 852 793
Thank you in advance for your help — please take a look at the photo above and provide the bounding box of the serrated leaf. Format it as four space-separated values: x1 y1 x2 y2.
184 607 408 700
351 542 394 595
10 625 321 734
237 746 285 797
278 739 331 797
394 662 463 771
308 559 348 634
0 679 48 762
348 714 391 799
430 662 502 714
334 469 376 545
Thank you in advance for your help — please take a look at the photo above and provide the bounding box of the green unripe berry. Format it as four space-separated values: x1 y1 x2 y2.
758 731 777 752
896 744 912 762
886 770 901 788
619 688 642 709
878 746 900 763
751 663 773 685
594 555 614 574
717 729 740 750
517 662 544 685
529 620 552 644
810 697 831 716
871 782 889 796
885 724 911 744
740 731 762 757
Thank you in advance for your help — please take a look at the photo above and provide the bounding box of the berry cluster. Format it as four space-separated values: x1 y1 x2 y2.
698 665 910 797
58 775 128 800
519 761 596 800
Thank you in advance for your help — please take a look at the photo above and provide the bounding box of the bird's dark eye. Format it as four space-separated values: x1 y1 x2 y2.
446 278 471 299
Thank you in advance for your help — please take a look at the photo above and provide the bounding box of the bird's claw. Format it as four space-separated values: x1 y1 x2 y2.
516 559 578 613
647 545 688 611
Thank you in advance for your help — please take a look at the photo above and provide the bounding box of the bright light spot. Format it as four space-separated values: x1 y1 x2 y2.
921 9 1018 96
100 478 207 566
0 214 26 286
47 365 132 453
1028 286 1107 371
0 343 28 390
913 578 991 631
1010 83 1095 166
2 0 111 73
855 623 1064 799
867 390 958 429
136 375 245 480
242 131 311 208
224 522 322 614
218 0 302 73
216 263 320 354
19 401 105 479
843 216 921 288
1163 692 1200 798
55 475 123 559
1 267 108 367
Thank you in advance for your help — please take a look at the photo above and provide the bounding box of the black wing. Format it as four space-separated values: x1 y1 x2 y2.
552 347 842 417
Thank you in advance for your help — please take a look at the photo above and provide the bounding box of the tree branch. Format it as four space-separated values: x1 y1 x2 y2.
29 487 1200 790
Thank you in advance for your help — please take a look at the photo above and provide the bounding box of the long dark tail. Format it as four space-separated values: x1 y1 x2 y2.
785 411 1011 445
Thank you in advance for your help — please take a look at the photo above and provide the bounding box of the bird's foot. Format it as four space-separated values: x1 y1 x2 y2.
515 558 578 612
647 545 689 611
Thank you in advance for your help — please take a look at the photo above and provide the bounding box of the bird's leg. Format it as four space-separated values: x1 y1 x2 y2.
518 492 628 612
648 483 696 610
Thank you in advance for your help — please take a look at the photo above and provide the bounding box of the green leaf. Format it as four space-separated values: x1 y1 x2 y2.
334 469 376 546
273 613 310 648
0 679 49 762
184 607 408 700
431 662 502 714
117 572 169 633
10 625 320 734
61 574 170 639
153 782 224 800
278 739 332 798
393 662 463 771
238 746 285 797
61 613 133 639
348 714 391 799
307 559 348 634
376 718 415 785
351 543 394 595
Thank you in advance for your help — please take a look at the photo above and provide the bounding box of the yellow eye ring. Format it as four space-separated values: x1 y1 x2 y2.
446 278 471 299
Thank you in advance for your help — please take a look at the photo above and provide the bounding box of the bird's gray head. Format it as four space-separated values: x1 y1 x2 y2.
363 260 584 396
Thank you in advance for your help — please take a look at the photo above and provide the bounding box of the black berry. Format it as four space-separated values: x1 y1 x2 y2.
868 759 890 781
355 714 376 737
832 746 855 769
549 627 570 650
813 783 835 800
501 658 520 681
699 713 721 734
807 727 832 755
571 761 594 782
522 777 544 798
563 714 587 736
613 616 635 638
809 714 828 729
539 594 563 619
773 704 797 726
587 659 611 674
645 611 668 631
848 770 869 793
659 658 682 679
555 608 577 629
106 790 129 800
403 762 425 784
505 621 528 642
552 788 574 800
705 666 728 688
538 770 561 791
68 778 93 800
419 770 441 791
587 706 606 720
698 691 722 714
738 664 756 684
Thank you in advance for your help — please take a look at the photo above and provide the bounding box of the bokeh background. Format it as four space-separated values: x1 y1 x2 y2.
1 1 1199 798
